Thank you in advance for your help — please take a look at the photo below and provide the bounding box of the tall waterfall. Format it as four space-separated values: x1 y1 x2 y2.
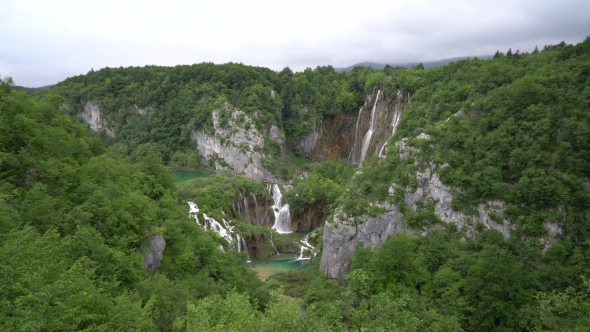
241 192 250 223
379 90 404 157
348 107 364 166
237 234 251 262
360 89 381 162
269 184 292 234
251 193 261 225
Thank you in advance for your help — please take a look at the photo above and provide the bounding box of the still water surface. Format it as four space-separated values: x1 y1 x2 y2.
170 169 213 182
248 254 309 280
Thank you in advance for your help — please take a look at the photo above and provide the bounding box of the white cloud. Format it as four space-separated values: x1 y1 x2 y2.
1 0 589 86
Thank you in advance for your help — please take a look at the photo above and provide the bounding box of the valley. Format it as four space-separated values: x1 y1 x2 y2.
1 37 590 331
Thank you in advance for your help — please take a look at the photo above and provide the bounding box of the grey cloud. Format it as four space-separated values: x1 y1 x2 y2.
1 0 589 86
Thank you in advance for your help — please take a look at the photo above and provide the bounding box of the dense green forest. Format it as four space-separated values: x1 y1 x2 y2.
2 37 590 331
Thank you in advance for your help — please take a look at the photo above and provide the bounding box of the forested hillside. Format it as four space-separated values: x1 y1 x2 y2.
0 78 292 330
2 36 590 331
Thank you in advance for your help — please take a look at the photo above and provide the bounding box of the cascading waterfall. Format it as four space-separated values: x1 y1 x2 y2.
360 89 381 162
348 108 363 166
296 235 316 261
188 201 239 252
270 184 292 234
251 193 261 225
378 90 404 157
189 201 200 222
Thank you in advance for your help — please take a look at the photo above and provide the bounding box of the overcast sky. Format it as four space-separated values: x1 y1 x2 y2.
1 0 589 87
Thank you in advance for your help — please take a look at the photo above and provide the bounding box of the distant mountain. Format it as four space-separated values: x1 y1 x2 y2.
13 84 54 94
334 56 492 72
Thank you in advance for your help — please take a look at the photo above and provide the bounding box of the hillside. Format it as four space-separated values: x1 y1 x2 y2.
3 37 590 331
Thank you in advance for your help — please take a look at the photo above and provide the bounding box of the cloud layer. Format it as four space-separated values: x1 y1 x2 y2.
1 0 589 87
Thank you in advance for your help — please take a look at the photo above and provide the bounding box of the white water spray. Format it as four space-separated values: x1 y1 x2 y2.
240 192 250 223
270 184 292 234
189 201 240 252
349 107 364 166
296 235 316 261
360 90 381 162
379 90 403 157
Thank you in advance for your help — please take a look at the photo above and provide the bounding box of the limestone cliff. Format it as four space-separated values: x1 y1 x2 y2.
80 101 115 137
233 192 273 226
299 89 407 163
191 103 284 180
292 202 325 231
320 134 564 278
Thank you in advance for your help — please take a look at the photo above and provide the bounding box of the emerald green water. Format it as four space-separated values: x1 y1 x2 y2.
170 169 213 182
248 254 309 280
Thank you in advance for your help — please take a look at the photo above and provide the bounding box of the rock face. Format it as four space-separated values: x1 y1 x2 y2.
320 133 562 278
320 134 512 278
191 104 281 180
299 113 358 161
298 89 407 163
80 101 115 137
300 129 320 159
292 202 325 231
233 192 273 226
143 235 166 274
319 164 515 278
320 204 409 278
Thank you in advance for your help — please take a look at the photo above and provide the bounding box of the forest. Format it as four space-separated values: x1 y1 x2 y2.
1 36 589 331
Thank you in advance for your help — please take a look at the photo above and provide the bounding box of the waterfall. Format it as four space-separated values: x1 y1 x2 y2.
379 90 403 157
240 192 250 223
269 232 279 255
187 202 256 261
296 235 316 261
270 184 292 234
348 107 363 166
251 193 261 225
189 202 200 223
241 236 251 262
189 201 237 250
236 198 243 220
360 89 381 162
236 234 251 262
204 214 235 248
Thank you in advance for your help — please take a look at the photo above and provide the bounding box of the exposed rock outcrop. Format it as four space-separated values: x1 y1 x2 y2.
297 90 407 163
233 192 273 226
80 101 115 137
244 233 281 259
320 134 512 278
292 202 325 231
321 204 409 278
320 133 562 278
143 234 166 274
191 104 281 180
319 163 517 278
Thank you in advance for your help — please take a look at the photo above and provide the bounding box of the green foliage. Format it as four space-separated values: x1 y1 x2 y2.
285 160 355 216
0 85 271 331
536 277 590 331
343 37 590 242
